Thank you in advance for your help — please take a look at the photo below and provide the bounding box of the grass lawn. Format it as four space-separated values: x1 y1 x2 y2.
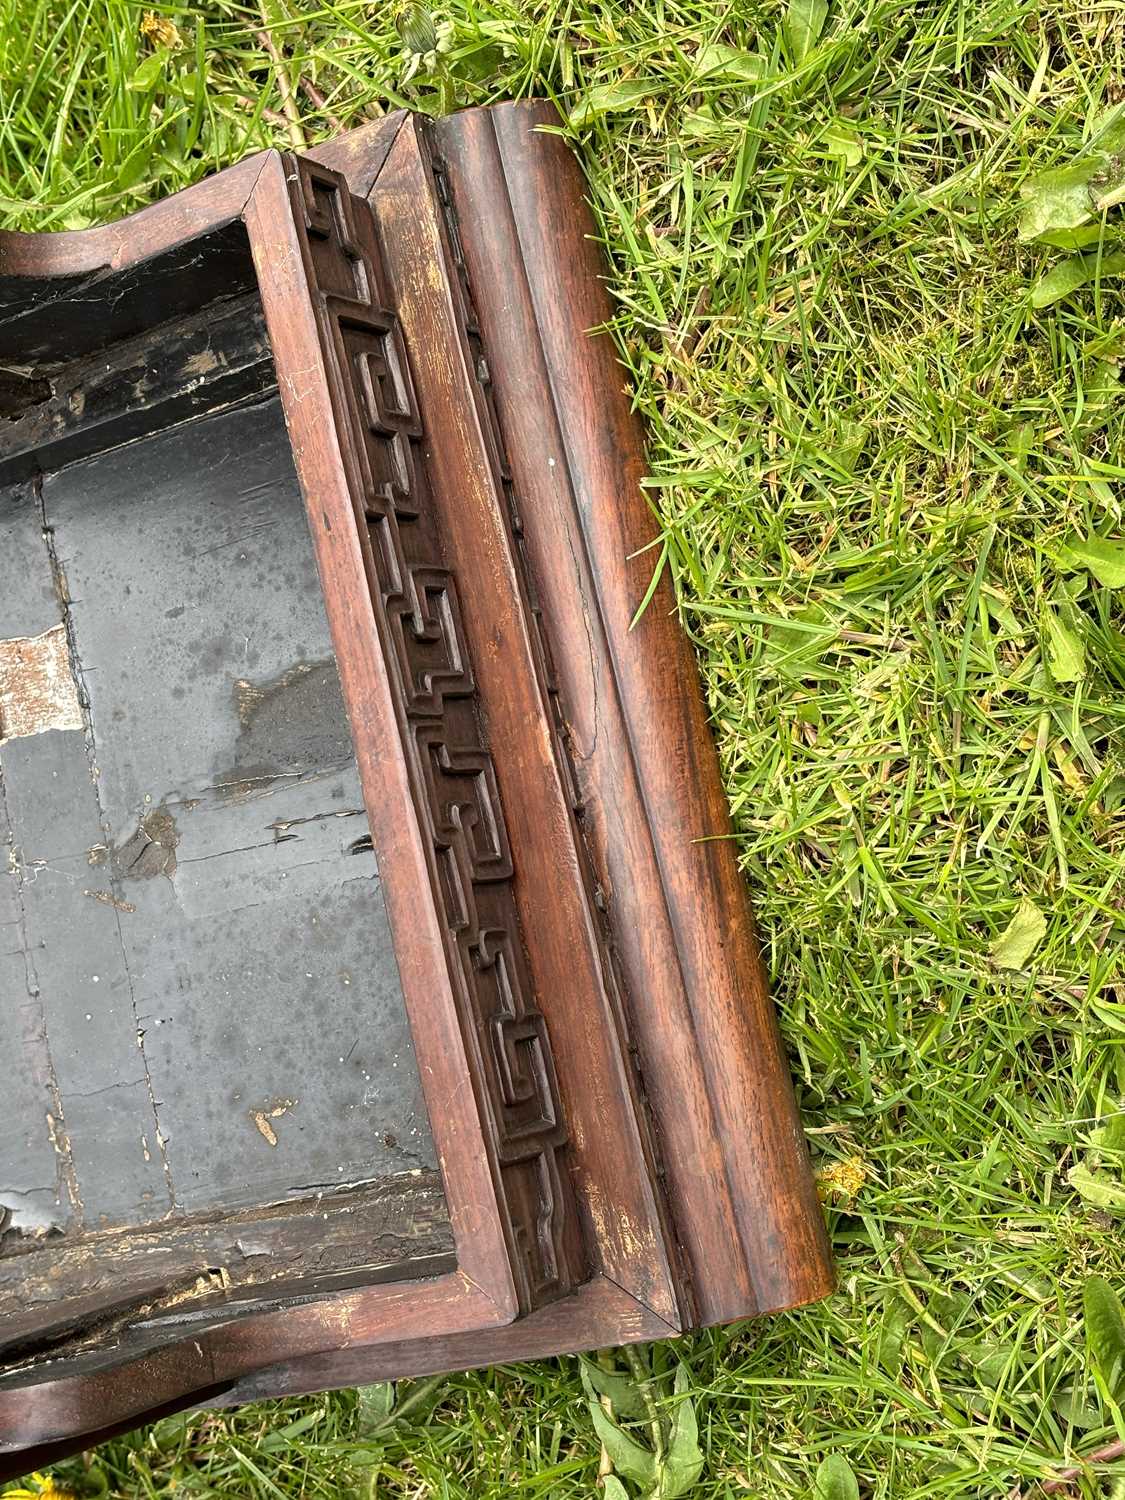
4 0 1125 1494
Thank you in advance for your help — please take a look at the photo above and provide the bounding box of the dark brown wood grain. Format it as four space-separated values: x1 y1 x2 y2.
218 1271 674 1406
1 1274 672 1482
0 1263 503 1454
0 100 831 1475
433 102 835 1322
369 117 683 1329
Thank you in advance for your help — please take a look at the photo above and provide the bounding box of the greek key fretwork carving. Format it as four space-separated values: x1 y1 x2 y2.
296 160 371 303
416 732 513 883
284 153 579 1310
388 564 475 718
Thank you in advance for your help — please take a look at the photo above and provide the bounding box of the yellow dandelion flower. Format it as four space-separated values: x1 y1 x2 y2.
816 1154 867 1205
139 11 183 49
3 1474 75 1500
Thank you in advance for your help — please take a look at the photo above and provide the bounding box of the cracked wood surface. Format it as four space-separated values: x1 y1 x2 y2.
434 102 833 1321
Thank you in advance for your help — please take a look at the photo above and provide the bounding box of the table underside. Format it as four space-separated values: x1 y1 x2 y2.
0 391 450 1357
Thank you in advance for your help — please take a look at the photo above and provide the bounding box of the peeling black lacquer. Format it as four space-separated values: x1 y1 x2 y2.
0 263 451 1362
0 225 258 367
35 466 179 1215
0 1173 452 1371
0 368 51 418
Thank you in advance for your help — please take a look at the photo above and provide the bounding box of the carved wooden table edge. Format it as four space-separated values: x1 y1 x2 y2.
0 99 833 1474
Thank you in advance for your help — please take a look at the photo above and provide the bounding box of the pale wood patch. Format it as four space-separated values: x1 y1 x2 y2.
0 624 83 744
